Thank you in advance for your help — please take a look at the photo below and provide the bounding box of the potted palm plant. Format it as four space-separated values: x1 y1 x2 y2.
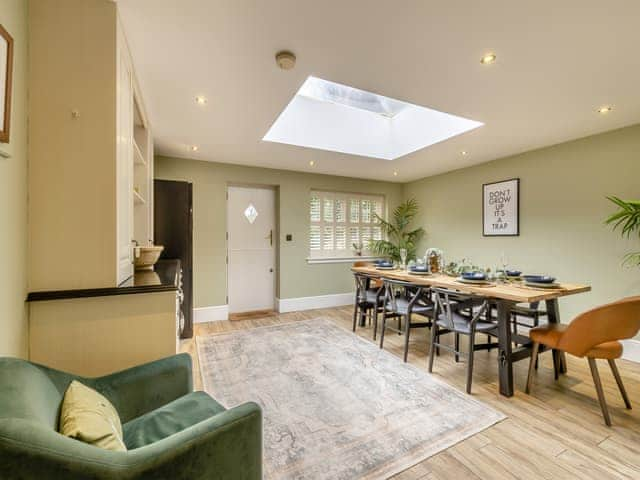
605 196 640 266
369 198 425 262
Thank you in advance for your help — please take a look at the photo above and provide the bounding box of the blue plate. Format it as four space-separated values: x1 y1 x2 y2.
410 266 429 272
506 270 522 277
462 271 486 281
378 262 393 268
372 259 384 265
523 275 556 284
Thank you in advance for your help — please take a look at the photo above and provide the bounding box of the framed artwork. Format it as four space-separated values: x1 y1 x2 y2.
0 24 13 144
482 178 519 236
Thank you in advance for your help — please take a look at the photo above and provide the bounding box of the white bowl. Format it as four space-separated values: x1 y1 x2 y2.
134 245 164 271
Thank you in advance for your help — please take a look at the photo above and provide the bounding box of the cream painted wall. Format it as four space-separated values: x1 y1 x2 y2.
404 124 640 336
28 0 118 291
0 0 28 357
30 292 178 376
155 157 404 308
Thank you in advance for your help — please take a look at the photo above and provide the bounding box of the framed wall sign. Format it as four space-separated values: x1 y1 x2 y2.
0 24 14 144
483 178 519 236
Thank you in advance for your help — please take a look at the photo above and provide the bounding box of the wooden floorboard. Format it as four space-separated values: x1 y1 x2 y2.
180 306 640 480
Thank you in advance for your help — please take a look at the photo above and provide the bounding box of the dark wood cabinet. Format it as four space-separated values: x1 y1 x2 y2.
154 180 194 338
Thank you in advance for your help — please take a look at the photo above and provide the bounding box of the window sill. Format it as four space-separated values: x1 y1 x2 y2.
306 256 382 265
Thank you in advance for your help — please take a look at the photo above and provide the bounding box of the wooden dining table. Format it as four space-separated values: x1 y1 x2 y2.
352 265 591 397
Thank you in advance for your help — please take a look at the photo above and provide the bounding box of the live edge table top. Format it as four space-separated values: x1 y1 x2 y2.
351 266 591 304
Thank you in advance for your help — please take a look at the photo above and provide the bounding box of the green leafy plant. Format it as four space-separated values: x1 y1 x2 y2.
369 198 425 262
605 196 640 266
443 259 488 277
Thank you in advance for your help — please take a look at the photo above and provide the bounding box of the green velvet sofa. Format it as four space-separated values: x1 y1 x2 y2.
0 354 262 479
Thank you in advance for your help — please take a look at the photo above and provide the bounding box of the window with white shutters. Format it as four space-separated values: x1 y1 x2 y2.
309 190 385 258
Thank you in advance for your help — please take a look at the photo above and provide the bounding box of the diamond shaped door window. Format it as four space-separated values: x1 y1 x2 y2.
244 203 258 224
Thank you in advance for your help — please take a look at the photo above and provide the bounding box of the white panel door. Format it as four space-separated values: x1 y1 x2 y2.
227 186 276 313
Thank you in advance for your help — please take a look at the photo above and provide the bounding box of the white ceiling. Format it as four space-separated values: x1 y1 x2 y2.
118 0 640 183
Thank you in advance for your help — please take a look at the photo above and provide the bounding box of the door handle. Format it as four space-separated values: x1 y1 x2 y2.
265 229 273 246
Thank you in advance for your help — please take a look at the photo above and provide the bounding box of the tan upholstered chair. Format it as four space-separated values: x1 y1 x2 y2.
526 296 640 426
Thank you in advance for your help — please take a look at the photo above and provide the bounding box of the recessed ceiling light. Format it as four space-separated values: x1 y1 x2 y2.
597 106 612 114
480 53 497 65
309 160 315 166
461 150 468 156
393 171 398 176
190 145 199 152
195 96 207 105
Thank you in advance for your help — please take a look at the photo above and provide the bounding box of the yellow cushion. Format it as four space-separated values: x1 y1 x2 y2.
59 380 126 452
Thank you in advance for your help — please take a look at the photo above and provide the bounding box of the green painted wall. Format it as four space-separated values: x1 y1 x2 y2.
157 125 640 341
404 124 640 334
0 0 28 357
155 157 404 307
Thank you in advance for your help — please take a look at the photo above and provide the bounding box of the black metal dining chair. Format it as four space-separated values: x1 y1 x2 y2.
512 301 548 335
379 278 434 362
428 288 500 393
486 301 547 350
352 272 384 335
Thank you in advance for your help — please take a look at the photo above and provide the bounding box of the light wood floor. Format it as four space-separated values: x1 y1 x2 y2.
180 307 640 480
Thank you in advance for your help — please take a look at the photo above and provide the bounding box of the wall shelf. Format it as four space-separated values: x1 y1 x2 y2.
133 141 146 166
133 190 146 205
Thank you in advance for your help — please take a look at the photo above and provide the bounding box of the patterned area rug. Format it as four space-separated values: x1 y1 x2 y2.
197 319 505 479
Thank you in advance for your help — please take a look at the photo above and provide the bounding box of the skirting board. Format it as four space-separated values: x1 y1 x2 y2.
277 292 355 313
622 339 640 363
193 292 355 321
193 305 229 323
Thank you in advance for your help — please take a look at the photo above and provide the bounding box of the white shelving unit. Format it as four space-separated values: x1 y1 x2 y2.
132 92 153 246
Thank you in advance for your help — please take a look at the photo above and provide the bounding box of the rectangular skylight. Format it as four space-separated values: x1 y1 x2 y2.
297 76 407 118
263 76 483 160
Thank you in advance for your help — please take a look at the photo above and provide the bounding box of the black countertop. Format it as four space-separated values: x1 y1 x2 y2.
27 259 181 302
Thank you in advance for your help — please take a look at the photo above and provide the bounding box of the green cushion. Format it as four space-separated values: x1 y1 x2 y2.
123 391 226 449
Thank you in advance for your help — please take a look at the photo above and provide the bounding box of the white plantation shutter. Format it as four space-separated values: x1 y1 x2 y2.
373 200 383 220
361 199 372 223
310 226 321 251
335 226 346 250
361 226 371 245
309 191 385 258
335 199 346 223
310 195 321 222
323 198 334 222
323 226 334 250
350 199 359 223
349 227 359 246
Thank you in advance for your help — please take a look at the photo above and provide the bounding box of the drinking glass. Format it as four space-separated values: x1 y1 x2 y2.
400 248 408 270
500 253 508 282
